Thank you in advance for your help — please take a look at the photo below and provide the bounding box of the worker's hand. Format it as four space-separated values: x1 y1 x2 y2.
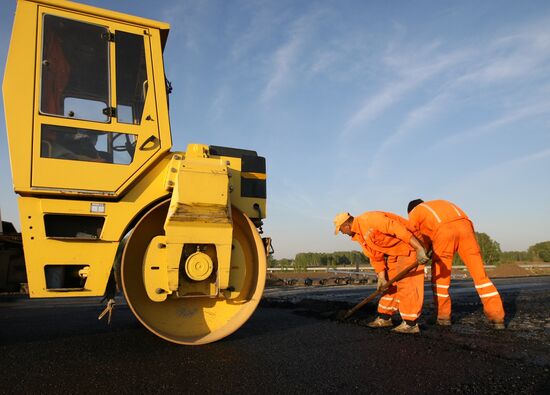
377 271 388 291
409 236 429 264
416 247 430 264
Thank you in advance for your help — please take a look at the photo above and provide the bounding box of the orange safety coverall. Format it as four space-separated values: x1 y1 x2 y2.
408 200 505 322
351 212 425 322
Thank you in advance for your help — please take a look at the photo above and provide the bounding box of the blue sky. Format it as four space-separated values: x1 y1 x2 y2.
1 0 549 258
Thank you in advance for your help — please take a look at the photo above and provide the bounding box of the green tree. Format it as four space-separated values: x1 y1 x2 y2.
267 255 277 268
477 232 501 265
278 258 292 271
500 250 533 263
326 255 336 269
528 241 550 262
337 255 351 265
289 251 369 269
293 256 308 271
350 250 369 265
294 253 308 269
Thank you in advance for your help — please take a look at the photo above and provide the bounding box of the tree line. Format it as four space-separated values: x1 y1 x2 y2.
500 241 550 263
269 233 550 268
269 251 369 270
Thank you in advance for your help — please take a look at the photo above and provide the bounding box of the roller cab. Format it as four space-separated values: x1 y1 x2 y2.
4 0 172 196
2 0 269 345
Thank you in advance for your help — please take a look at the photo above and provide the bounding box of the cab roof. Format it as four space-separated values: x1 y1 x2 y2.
25 0 170 49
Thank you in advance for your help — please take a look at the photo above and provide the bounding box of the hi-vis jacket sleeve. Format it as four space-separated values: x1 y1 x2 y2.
360 246 385 273
370 256 386 273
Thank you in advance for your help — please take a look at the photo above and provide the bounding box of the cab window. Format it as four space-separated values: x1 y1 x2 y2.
41 124 136 165
40 15 109 123
116 31 148 124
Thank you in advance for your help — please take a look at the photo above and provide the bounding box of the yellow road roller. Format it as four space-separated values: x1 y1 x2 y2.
2 0 269 345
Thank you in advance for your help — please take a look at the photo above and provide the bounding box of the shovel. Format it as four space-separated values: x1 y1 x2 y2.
338 260 421 321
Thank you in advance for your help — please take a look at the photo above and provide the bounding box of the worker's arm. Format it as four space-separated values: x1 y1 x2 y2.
376 270 387 290
373 213 414 245
370 258 386 274
409 236 429 264
375 214 429 264
362 247 385 274
366 251 387 290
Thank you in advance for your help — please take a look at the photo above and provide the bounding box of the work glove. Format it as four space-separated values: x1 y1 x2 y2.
416 247 430 264
377 271 388 291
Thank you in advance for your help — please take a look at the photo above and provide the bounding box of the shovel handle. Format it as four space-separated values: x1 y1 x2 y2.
343 260 420 319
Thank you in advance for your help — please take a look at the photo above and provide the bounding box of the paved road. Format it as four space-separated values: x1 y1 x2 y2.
0 277 549 394
263 275 550 302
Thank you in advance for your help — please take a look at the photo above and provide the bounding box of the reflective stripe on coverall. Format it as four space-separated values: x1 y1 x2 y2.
351 212 425 322
408 200 505 322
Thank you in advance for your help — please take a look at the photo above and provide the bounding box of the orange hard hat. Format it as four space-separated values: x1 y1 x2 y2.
333 212 351 235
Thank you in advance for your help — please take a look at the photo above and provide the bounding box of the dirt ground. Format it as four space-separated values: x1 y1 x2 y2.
488 263 536 277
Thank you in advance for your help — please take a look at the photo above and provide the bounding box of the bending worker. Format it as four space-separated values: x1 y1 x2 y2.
407 199 505 329
334 211 430 334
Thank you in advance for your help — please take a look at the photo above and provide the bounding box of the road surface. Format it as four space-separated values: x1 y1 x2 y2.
0 276 548 394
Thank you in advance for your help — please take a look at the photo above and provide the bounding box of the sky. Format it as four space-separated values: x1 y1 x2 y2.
1 0 549 259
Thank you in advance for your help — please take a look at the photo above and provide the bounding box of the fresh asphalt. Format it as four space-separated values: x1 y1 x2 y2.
0 277 548 394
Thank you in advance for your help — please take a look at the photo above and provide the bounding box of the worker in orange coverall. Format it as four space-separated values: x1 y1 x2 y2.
334 211 430 334
407 199 505 329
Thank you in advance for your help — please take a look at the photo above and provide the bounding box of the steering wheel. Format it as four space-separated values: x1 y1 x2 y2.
112 133 136 154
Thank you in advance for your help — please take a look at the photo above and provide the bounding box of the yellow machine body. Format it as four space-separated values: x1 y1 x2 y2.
2 0 268 345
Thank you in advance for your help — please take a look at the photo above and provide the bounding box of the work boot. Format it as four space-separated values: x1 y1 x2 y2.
490 320 505 330
436 318 452 326
392 321 420 334
367 316 393 328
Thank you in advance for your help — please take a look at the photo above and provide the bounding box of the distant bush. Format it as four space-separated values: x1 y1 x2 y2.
294 251 368 268
269 251 368 270
267 255 293 268
500 251 533 263
268 237 550 270
528 241 550 262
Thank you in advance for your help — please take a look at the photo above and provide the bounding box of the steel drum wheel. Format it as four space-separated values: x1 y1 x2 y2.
121 200 266 345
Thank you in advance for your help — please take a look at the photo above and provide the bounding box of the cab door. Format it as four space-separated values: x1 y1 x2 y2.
32 7 162 195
